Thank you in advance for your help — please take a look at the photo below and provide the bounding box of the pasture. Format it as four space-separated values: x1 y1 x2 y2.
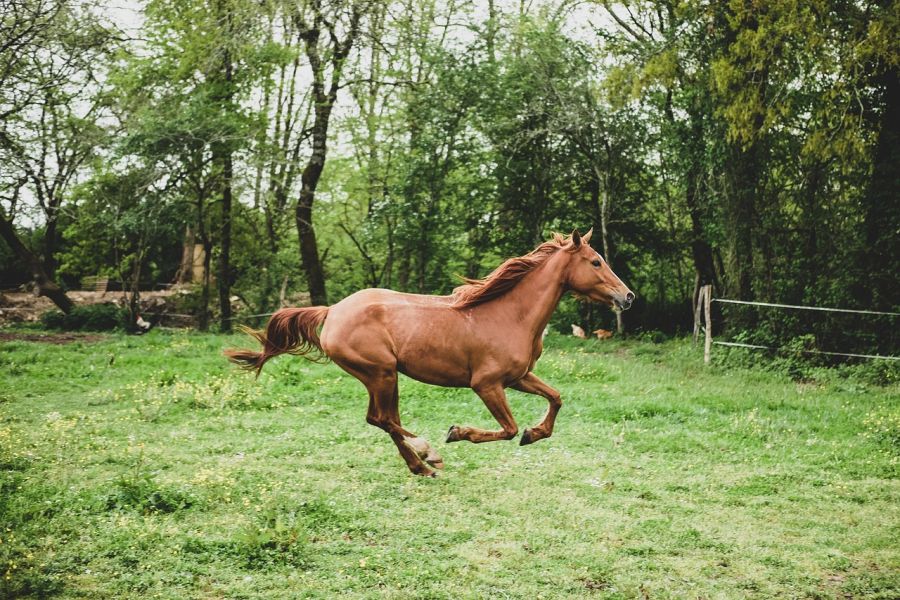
1 329 897 599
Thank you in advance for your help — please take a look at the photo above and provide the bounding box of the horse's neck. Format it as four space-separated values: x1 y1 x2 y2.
491 251 567 338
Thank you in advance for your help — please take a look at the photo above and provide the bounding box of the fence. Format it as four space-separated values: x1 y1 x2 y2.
694 284 900 364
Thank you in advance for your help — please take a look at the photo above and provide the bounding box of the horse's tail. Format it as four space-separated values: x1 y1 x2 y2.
224 306 330 375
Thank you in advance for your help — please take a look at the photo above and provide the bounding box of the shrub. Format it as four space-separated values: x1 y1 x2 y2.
637 330 668 344
39 309 67 329
40 304 126 331
79 303 125 330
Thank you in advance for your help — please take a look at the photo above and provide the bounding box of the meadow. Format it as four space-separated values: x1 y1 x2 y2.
1 329 897 599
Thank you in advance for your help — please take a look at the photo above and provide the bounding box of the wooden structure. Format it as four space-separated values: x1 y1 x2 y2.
81 276 113 292
692 284 713 363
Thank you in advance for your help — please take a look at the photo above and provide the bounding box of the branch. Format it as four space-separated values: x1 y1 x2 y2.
600 1 646 42
338 222 378 285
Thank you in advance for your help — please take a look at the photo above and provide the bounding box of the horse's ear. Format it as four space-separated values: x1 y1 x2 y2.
582 228 593 244
571 229 582 248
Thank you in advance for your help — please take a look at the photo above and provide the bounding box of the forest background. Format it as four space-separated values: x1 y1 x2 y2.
1 0 897 355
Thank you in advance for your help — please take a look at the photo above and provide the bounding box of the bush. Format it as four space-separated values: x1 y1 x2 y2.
39 309 68 329
40 304 126 331
842 360 900 387
80 304 125 330
637 330 669 344
714 330 900 386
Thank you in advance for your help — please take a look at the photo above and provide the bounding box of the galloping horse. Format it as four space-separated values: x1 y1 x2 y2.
226 229 634 476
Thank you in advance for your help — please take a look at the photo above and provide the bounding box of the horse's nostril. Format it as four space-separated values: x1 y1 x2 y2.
626 291 635 303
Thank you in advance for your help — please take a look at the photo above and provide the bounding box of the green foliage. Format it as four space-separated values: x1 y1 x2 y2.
38 309 67 330
848 359 900 387
105 455 195 515
233 502 320 569
59 168 186 289
714 327 900 386
3 0 897 353
40 304 126 331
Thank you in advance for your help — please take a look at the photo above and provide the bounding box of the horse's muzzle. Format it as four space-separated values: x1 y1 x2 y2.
615 291 635 311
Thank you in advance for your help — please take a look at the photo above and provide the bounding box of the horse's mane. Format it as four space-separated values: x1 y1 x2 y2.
451 232 573 309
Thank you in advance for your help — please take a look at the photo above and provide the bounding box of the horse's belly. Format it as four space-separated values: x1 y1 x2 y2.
397 356 470 387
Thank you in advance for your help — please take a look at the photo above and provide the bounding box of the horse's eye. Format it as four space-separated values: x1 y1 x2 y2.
592 259 601 267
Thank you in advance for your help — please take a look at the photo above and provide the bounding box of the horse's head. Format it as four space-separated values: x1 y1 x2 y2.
564 229 634 311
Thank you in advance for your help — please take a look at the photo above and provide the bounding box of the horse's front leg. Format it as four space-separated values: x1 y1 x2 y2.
446 384 519 443
509 372 561 445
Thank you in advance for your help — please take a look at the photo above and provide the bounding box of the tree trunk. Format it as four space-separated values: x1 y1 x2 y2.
214 5 234 332
177 225 195 284
397 252 410 291
297 178 327 305
293 3 363 306
685 109 717 291
863 63 900 308
417 234 427 293
194 176 211 331
125 249 144 332
43 210 59 279
0 214 73 313
725 142 758 302
217 147 233 331
594 165 625 335
800 163 823 298
667 88 717 291
716 4 767 305
199 238 212 332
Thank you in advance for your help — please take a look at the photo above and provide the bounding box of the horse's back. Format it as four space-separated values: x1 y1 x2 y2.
320 288 474 385
339 288 453 306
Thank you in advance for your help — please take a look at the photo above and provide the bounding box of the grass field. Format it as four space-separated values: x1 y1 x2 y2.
1 328 898 599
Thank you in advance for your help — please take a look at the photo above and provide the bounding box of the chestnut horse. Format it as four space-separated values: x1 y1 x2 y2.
226 229 634 476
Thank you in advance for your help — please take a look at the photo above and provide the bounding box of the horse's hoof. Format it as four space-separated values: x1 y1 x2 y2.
520 428 534 446
411 465 437 477
445 425 461 443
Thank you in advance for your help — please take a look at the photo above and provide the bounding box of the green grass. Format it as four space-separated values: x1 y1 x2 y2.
1 329 898 599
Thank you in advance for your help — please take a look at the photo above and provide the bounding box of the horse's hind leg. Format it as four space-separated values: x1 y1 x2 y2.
510 372 561 445
446 384 519 444
364 375 442 476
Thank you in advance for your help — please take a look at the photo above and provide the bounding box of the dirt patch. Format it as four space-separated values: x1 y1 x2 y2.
0 289 192 326
579 577 613 592
0 332 107 345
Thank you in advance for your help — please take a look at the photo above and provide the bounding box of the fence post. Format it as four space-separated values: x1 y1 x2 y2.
692 275 702 344
703 285 712 364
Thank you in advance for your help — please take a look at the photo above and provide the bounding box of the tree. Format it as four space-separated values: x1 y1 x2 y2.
114 0 261 330
0 0 114 311
60 168 184 328
292 0 365 305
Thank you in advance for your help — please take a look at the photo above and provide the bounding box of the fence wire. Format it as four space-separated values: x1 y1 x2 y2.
707 290 900 361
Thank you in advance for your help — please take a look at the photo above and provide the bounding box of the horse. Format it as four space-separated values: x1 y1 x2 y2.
226 229 634 477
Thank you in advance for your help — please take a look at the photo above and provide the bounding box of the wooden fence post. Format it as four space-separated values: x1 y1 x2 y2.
703 285 712 364
692 275 702 344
